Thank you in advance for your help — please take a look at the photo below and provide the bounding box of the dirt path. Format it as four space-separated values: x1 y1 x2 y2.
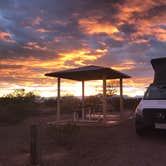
53 120 166 166
0 118 166 166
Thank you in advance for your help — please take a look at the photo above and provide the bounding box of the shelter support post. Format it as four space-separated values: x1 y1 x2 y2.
57 77 61 121
82 80 85 120
102 77 107 121
120 78 124 120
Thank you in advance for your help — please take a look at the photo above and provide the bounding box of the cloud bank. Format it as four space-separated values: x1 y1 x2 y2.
0 0 166 95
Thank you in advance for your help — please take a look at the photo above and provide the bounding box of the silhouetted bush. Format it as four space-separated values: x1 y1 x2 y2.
43 98 56 107
0 89 39 124
85 95 102 107
60 96 81 114
124 97 141 110
84 95 102 112
110 96 141 111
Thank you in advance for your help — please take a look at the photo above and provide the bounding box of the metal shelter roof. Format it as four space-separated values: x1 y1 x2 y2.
45 65 131 81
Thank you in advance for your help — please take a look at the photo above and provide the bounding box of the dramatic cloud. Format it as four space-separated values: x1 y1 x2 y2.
79 18 119 35
0 0 166 96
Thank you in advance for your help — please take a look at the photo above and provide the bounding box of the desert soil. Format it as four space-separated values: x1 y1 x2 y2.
0 115 166 166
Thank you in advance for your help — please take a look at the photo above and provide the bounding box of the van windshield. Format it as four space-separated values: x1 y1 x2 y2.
144 85 166 100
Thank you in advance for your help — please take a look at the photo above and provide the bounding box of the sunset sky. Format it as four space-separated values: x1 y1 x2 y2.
0 0 166 97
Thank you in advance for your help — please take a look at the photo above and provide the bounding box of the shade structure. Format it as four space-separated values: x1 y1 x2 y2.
45 65 130 81
45 65 131 122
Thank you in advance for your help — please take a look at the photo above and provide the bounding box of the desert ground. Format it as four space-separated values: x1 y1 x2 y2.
0 114 166 166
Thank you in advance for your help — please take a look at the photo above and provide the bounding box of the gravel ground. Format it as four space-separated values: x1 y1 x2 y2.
55 120 166 166
0 116 166 166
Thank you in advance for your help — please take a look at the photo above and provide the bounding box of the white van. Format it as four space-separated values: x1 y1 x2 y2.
135 57 166 135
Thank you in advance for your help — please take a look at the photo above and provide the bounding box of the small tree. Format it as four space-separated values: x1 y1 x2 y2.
106 80 118 96
95 80 118 96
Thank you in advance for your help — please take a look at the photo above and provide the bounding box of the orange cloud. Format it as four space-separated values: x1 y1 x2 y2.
130 39 149 44
32 16 42 25
152 28 166 42
0 48 107 81
79 18 119 35
32 49 107 69
115 0 166 42
131 26 166 42
116 0 158 23
124 77 153 88
59 49 107 65
112 60 136 71
36 28 50 33
0 31 15 43
24 41 47 50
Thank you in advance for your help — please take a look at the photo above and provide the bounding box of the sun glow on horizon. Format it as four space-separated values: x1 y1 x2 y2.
0 81 147 98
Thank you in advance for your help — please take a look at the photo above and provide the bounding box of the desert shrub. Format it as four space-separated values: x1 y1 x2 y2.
84 95 102 112
47 123 80 147
124 97 141 111
43 98 56 107
60 96 81 114
109 97 120 111
0 89 38 124
109 97 142 112
85 95 102 107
